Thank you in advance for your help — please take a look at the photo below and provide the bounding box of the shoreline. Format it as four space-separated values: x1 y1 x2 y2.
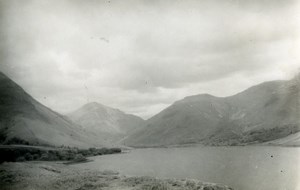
126 143 300 149
0 161 233 190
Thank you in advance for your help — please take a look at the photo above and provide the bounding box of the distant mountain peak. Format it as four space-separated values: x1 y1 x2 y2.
79 102 123 114
188 93 216 98
85 101 104 107
67 102 145 141
181 93 217 102
84 101 105 108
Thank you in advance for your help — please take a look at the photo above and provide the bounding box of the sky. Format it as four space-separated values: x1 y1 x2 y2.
0 0 300 119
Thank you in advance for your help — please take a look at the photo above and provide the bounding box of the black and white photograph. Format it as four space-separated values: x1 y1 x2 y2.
0 0 300 190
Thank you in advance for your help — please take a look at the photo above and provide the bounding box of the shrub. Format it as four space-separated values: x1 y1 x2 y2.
32 154 40 160
56 151 68 160
110 148 121 153
16 156 25 162
88 147 96 152
47 152 59 160
0 146 121 163
66 152 76 160
78 149 91 156
40 153 49 161
73 154 87 162
24 153 33 161
141 182 169 190
5 137 30 145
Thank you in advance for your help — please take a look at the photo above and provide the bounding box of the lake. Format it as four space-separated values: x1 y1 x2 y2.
74 146 300 190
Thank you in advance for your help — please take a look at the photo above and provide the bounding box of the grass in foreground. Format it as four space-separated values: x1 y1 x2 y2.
0 162 234 190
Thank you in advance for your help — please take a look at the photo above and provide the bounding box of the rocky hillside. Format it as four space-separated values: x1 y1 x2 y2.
124 75 300 147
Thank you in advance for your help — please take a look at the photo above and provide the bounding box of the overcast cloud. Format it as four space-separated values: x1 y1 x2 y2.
0 0 300 119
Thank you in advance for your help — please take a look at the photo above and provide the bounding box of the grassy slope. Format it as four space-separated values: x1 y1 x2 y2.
0 72 106 148
124 77 300 147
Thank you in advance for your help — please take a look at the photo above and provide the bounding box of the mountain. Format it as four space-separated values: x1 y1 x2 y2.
67 102 145 142
124 75 300 147
265 131 300 146
0 72 105 148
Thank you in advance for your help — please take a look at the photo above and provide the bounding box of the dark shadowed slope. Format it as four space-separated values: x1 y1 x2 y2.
67 102 145 143
0 72 105 148
124 75 300 147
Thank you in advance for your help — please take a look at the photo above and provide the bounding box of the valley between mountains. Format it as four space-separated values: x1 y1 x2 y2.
1 71 299 148
1 71 300 190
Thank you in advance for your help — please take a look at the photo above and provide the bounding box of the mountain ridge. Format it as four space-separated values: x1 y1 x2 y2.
0 71 106 148
1 70 299 148
124 76 300 147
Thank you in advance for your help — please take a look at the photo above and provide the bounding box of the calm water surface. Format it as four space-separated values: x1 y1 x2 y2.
74 146 300 190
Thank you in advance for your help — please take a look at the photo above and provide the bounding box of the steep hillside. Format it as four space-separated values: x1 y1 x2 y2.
265 131 300 146
67 102 144 142
0 72 105 148
124 75 300 147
